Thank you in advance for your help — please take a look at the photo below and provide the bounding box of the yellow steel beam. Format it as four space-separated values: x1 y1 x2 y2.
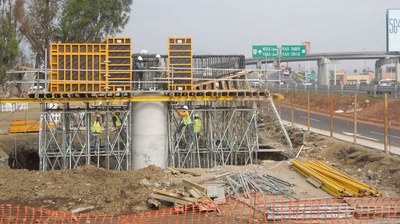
310 161 381 197
0 95 247 104
306 162 364 196
292 160 347 197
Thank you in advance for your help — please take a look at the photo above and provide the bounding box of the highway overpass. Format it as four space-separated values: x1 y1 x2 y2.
245 51 400 85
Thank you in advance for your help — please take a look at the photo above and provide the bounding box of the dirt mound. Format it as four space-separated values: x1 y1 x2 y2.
0 165 171 215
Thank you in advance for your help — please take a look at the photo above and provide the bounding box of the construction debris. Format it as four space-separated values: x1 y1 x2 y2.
344 197 400 219
148 179 218 213
167 167 202 176
266 199 355 220
292 160 381 197
224 170 295 199
70 206 95 213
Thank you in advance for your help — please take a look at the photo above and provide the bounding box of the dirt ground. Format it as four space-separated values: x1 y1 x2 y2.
0 100 399 215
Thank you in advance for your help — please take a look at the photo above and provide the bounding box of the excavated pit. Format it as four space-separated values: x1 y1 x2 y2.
8 145 39 170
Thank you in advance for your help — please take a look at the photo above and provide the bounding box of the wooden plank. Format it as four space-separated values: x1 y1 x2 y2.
306 176 323 188
166 167 180 174
176 168 202 176
187 189 202 199
153 189 198 203
182 179 206 194
149 193 192 205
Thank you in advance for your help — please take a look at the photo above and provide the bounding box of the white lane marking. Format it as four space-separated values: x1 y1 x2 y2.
370 131 400 139
342 132 379 141
299 116 320 122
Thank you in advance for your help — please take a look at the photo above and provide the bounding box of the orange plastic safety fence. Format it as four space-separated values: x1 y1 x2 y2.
0 196 399 223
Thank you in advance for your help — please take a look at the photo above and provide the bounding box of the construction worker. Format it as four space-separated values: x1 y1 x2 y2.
156 54 167 90
135 56 144 90
112 112 126 142
175 105 194 140
99 111 106 124
91 115 102 152
193 114 202 140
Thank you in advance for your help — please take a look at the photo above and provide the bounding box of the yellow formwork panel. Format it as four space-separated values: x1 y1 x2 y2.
106 37 132 92
50 43 107 93
50 37 132 93
168 37 193 91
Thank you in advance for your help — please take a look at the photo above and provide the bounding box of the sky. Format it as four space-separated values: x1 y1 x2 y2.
121 0 399 72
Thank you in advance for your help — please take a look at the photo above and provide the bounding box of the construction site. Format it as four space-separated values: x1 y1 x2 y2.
0 37 399 223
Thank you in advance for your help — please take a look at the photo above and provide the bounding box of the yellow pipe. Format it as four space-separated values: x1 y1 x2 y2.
293 161 345 196
311 161 380 195
305 161 381 197
294 164 342 197
306 163 372 195
314 161 366 184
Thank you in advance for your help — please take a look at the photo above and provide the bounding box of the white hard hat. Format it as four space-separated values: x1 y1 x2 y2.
194 114 199 118
156 54 161 58
182 105 188 110
138 56 143 61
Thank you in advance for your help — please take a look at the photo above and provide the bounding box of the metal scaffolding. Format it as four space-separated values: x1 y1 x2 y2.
39 103 132 171
168 102 259 169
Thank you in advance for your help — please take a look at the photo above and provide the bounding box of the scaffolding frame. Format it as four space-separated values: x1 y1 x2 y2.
39 103 132 171
168 102 259 169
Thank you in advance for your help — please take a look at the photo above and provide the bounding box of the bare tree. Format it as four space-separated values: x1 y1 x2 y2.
15 0 61 68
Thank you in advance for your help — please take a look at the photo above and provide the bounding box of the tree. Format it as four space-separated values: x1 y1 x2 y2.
0 0 19 88
58 0 132 42
15 0 62 67
16 0 133 67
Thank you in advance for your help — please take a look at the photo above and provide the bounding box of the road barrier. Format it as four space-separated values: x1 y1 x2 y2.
1 196 398 223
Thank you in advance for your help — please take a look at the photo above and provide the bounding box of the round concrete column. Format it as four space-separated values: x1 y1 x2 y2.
131 94 168 169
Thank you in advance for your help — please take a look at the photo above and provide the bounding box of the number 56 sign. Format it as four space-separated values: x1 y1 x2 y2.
387 9 400 52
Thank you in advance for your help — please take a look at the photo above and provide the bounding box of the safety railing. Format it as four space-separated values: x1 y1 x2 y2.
7 68 263 95
1 196 398 223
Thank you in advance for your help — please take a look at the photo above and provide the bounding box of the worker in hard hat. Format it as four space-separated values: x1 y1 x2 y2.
91 115 102 152
193 113 202 139
155 54 167 89
135 56 144 90
174 105 194 140
112 112 126 142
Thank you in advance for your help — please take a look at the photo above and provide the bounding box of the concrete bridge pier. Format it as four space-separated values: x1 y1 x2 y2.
375 62 383 82
131 93 168 170
256 60 262 70
317 57 330 85
396 59 400 82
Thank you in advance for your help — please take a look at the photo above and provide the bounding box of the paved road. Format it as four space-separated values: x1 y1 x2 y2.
278 105 400 148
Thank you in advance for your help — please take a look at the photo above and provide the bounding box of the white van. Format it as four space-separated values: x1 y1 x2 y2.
378 79 395 87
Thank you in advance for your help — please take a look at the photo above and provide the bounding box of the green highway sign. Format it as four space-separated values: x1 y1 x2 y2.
306 73 318 80
252 45 278 59
281 45 307 58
